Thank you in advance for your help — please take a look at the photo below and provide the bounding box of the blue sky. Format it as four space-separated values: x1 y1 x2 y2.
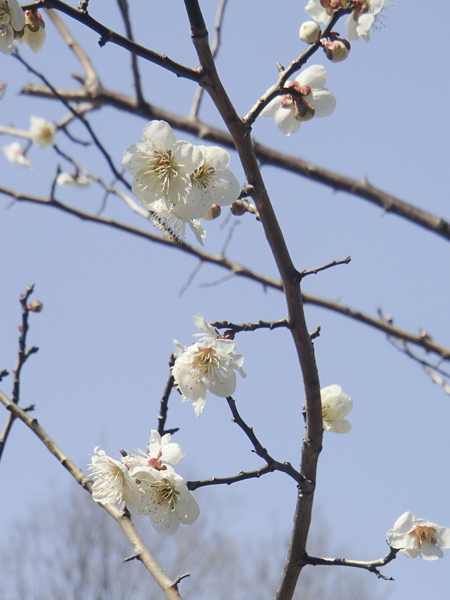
1 1 450 598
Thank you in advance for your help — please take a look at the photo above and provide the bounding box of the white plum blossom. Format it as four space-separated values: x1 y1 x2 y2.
148 197 206 246
172 313 246 416
88 447 142 508
121 430 184 473
20 10 46 52
387 512 450 560
0 0 25 55
347 0 384 41
128 468 200 536
305 0 332 25
29 116 56 148
122 120 203 206
188 145 240 218
56 172 92 187
3 142 33 168
320 384 352 433
261 65 336 136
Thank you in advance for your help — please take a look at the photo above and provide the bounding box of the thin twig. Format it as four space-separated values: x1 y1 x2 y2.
300 256 351 279
157 355 179 437
212 318 290 334
189 0 229 118
2 185 449 362
306 546 399 581
178 261 203 297
116 0 144 105
0 389 184 600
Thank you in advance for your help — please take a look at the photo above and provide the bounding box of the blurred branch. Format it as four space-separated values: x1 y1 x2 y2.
116 0 144 105
189 0 229 119
2 185 449 362
306 546 399 581
21 83 450 245
21 0 201 82
13 51 132 191
0 284 39 463
0 389 185 600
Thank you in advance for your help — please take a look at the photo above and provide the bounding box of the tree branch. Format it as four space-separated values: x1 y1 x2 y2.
306 546 399 581
0 389 185 600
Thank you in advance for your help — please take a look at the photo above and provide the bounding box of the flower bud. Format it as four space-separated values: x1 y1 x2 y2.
202 204 221 220
28 300 43 312
230 201 247 216
299 21 321 44
22 10 46 53
322 39 350 63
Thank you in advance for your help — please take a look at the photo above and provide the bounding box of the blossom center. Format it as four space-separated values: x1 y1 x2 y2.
192 346 220 375
191 164 215 191
411 525 438 548
152 478 180 510
144 149 180 194
148 450 167 471
282 82 315 122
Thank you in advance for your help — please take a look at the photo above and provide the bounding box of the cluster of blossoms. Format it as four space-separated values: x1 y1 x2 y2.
122 120 240 245
89 431 199 536
2 116 56 169
261 65 336 136
172 314 246 416
305 0 384 42
320 384 353 433
387 512 450 560
0 2 45 55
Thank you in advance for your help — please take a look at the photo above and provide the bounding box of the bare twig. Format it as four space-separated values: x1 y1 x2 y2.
189 0 229 119
212 318 290 334
0 285 39 462
21 0 201 82
306 546 399 581
188 463 290 491
13 50 132 191
300 256 351 279
116 0 144 105
0 389 185 600
2 185 449 362
0 370 9 382
157 355 179 437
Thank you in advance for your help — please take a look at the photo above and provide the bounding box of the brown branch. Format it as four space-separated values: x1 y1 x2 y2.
21 0 201 82
212 318 290 334
21 83 450 245
300 256 351 279
0 389 184 600
188 464 280 491
189 0 229 119
2 185 449 362
306 546 399 581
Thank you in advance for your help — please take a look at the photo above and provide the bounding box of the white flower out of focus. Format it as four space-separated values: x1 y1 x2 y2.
148 197 206 246
56 172 92 187
122 120 203 206
3 142 33 169
89 447 142 507
0 0 25 55
128 468 200 536
29 116 56 148
261 65 336 136
172 314 246 416
21 10 46 53
305 0 384 42
320 384 352 433
387 512 450 560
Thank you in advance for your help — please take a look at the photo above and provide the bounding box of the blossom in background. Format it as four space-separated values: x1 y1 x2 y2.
19 10 46 52
89 447 142 507
29 116 56 148
148 197 206 246
128 468 200 536
122 120 203 206
3 142 33 168
0 0 25 54
320 384 352 433
347 0 384 41
387 512 450 560
56 172 92 187
172 313 246 416
261 65 336 136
